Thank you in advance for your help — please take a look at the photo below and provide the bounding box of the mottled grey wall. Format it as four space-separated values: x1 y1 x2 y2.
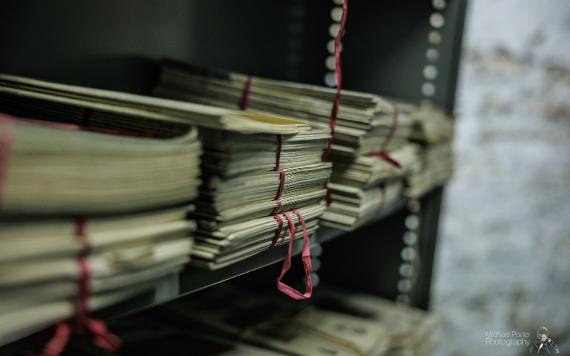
432 1 570 355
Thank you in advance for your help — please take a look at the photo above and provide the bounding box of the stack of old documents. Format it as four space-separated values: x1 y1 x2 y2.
404 103 454 198
0 112 201 347
191 125 330 269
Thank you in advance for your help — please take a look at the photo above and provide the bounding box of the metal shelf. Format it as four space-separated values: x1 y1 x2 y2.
101 199 408 319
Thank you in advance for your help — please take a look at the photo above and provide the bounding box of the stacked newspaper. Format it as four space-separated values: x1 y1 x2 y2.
155 59 416 157
0 75 315 345
323 143 420 230
322 181 404 230
406 142 453 198
0 114 201 346
0 208 196 347
0 115 201 215
153 60 421 230
191 128 331 270
404 104 454 198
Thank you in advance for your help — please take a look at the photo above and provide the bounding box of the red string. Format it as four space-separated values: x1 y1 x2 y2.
271 214 285 247
240 76 254 111
325 189 332 206
39 323 71 356
271 168 286 215
74 218 91 330
275 211 313 300
271 135 285 214
274 134 282 170
382 103 400 151
368 151 402 169
321 0 348 162
368 103 402 169
0 129 12 205
269 2 344 298
40 219 121 356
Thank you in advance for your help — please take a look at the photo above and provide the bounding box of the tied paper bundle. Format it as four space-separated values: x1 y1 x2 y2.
0 114 201 215
0 208 195 347
154 286 391 356
408 102 454 144
403 104 454 199
0 75 211 350
0 114 201 349
0 73 309 135
153 60 421 230
192 127 331 271
321 143 420 230
324 102 455 229
0 73 330 299
154 59 416 158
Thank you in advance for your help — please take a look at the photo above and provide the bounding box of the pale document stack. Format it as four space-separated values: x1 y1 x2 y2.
155 59 415 157
191 125 331 269
0 115 200 346
404 103 454 198
154 60 422 230
0 74 316 345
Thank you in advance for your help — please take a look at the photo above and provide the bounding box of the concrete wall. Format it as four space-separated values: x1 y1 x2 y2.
432 1 570 354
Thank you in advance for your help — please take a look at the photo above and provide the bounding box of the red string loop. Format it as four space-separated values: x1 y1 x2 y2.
270 133 285 214
240 76 254 111
368 151 402 169
368 103 402 169
0 128 13 205
275 210 313 300
271 168 286 215
274 134 282 170
74 218 91 330
325 189 332 206
271 214 285 247
270 2 346 299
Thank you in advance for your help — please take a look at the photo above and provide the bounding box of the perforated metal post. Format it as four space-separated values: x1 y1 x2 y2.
397 0 449 307
323 0 345 87
286 0 306 81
